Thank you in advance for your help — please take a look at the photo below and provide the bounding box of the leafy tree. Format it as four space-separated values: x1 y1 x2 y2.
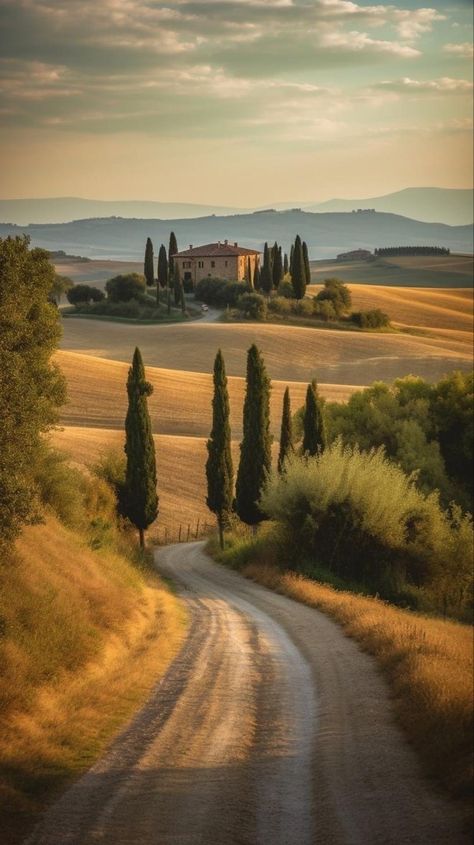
302 241 311 286
206 350 234 548
278 387 293 473
260 242 273 295
157 244 168 289
50 273 73 304
105 273 145 302
144 237 155 287
350 309 390 328
168 231 178 278
291 235 306 300
235 345 272 526
0 236 66 546
238 292 267 320
123 347 158 547
302 380 326 456
430 371 473 496
272 243 283 288
67 284 105 305
316 278 352 316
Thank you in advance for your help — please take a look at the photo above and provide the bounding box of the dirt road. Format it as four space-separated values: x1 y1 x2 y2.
27 543 467 844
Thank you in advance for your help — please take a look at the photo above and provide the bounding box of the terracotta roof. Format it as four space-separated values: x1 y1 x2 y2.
173 241 260 258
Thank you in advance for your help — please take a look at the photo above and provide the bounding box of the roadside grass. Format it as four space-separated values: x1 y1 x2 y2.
208 527 473 803
0 516 186 844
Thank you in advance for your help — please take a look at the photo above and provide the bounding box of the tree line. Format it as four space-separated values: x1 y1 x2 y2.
375 246 450 257
144 231 185 312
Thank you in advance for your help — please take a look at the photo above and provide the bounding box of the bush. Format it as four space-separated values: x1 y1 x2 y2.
277 280 295 298
66 284 105 305
351 309 390 329
261 443 473 615
195 277 248 308
293 298 313 317
238 292 267 320
313 299 337 321
105 273 146 302
268 296 292 315
315 278 352 316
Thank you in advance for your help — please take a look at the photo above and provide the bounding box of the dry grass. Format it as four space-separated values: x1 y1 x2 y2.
60 315 472 386
239 560 473 800
55 350 357 436
0 517 186 844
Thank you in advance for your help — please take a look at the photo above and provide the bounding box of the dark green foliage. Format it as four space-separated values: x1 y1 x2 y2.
302 380 326 456
105 273 145 302
315 278 352 316
247 257 252 287
123 348 158 546
235 345 272 525
277 279 295 298
168 231 178 277
238 292 267 320
67 284 105 305
144 237 155 286
157 244 168 289
278 387 293 473
206 350 234 548
260 242 273 294
302 241 311 286
253 262 261 290
375 246 450 257
195 277 248 307
283 252 289 275
174 260 184 308
289 244 294 275
272 243 283 288
0 236 66 546
428 372 473 499
350 309 390 328
291 235 306 299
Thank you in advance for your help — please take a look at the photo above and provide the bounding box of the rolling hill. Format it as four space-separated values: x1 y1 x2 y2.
306 187 474 226
1 210 472 260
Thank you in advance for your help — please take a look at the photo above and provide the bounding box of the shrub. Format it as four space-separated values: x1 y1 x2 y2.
105 273 146 302
238 292 267 320
351 309 390 329
315 278 352 316
195 277 248 308
66 284 105 305
268 296 292 315
260 442 473 615
293 298 313 317
277 280 295 298
313 299 337 321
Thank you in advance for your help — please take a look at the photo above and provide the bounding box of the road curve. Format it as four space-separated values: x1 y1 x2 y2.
27 542 467 845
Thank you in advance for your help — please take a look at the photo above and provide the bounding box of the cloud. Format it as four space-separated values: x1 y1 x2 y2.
375 76 474 95
443 42 474 59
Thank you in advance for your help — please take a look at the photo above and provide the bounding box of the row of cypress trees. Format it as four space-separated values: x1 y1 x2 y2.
144 232 185 311
255 236 310 299
206 346 326 547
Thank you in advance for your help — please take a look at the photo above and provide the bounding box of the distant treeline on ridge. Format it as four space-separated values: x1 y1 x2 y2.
374 246 450 257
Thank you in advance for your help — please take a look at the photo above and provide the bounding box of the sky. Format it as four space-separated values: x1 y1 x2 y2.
0 0 472 204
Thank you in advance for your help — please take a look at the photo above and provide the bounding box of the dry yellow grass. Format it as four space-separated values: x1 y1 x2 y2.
60 314 472 385
55 350 357 436
0 517 186 844
240 561 473 800
308 284 473 334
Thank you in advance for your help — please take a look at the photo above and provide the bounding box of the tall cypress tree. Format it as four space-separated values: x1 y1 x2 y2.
247 257 252 287
272 243 283 288
277 387 293 474
260 242 273 295
157 244 168 289
302 240 311 287
206 350 234 549
291 235 306 300
283 252 289 276
253 261 261 290
168 231 178 278
302 379 326 457
123 347 158 547
144 237 155 287
235 345 272 526
174 259 182 307
289 243 294 275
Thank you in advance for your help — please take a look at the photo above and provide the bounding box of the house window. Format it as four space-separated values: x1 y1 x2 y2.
198 261 204 268
225 261 228 267
211 261 215 268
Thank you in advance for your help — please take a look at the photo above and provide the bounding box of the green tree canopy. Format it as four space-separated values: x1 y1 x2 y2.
278 387 293 473
260 242 273 295
123 347 158 547
157 244 168 290
144 237 155 287
302 380 326 456
235 345 272 525
206 350 234 548
105 273 145 302
291 235 306 300
168 231 178 278
0 236 66 546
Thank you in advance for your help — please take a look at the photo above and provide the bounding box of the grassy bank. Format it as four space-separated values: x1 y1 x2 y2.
0 514 186 844
209 527 473 804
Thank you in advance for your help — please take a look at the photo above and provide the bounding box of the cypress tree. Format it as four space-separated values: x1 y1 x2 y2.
235 345 272 526
144 237 155 287
302 240 311 287
277 387 293 474
272 243 283 288
283 252 289 276
291 235 306 300
302 379 326 457
289 243 294 275
157 244 168 289
174 259 182 307
123 347 158 547
168 231 178 278
260 242 273 295
206 350 234 549
253 261 261 290
247 257 252 288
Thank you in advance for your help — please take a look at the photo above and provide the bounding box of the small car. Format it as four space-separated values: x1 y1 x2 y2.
201 303 209 312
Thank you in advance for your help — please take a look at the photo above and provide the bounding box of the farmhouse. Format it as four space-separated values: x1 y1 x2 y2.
172 241 260 287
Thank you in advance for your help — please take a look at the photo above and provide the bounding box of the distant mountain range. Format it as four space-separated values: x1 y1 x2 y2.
0 187 472 227
1 209 471 260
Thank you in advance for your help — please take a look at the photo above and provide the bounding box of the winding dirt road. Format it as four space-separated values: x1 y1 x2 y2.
27 542 466 844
